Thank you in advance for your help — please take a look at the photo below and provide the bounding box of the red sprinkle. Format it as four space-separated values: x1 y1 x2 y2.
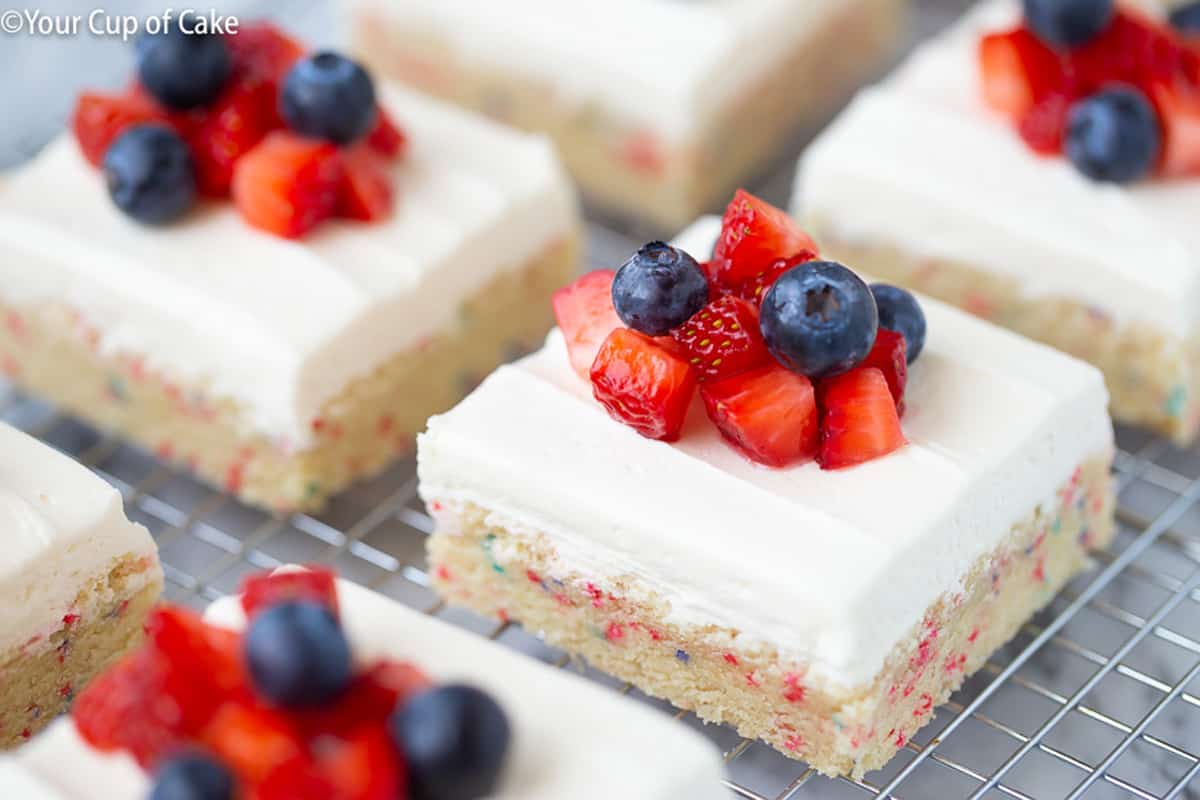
62 613 80 627
723 653 739 666
783 735 804 752
605 622 625 642
434 565 451 581
915 693 933 717
525 569 542 585
968 627 980 644
745 672 760 688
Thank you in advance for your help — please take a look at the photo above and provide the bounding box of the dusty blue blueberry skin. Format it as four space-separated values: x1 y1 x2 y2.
1022 0 1114 48
149 754 235 800
611 241 710 336
759 260 878 379
871 284 927 364
391 684 512 800
136 25 232 110
1065 87 1161 184
103 125 197 225
280 52 378 145
242 600 352 708
1170 1 1200 32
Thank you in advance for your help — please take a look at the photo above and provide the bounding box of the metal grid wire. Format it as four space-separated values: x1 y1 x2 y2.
3 1 1199 797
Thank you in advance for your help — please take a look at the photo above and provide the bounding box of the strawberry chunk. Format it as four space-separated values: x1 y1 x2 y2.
1149 83 1200 176
861 329 908 410
818 368 907 470
365 107 408 160
552 270 622 378
74 606 245 768
226 23 306 87
701 365 818 468
319 727 405 800
255 757 335 800
291 659 430 740
144 606 248 734
978 30 1066 119
184 76 278 197
71 91 170 167
710 190 818 292
338 146 395 221
590 328 697 441
241 567 339 619
73 650 183 768
1019 92 1073 154
669 296 771 383
200 703 303 786
233 132 343 238
732 251 817 306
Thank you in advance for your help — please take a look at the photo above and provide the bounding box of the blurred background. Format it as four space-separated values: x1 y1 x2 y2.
5 3 1200 799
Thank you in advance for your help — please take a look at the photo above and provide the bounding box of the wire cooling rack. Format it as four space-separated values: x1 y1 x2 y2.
3 0 1199 797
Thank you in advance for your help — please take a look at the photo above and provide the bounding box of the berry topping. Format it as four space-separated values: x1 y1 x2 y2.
74 569 506 800
225 23 305 87
611 241 709 336
1065 87 1161 183
366 107 409 160
860 329 908 410
136 26 233 110
552 270 623 378
701 365 818 468
241 567 339 619
818 368 907 470
733 251 818 307
232 131 343 238
590 328 697 441
71 91 170 167
183 76 278 197
670 295 771 382
979 30 1067 118
870 284 926 364
759 261 879 379
338 146 396 221
103 125 197 225
710 189 818 291
1171 2 1200 34
150 753 235 800
391 684 512 800
280 53 378 145
1022 0 1114 48
243 601 353 708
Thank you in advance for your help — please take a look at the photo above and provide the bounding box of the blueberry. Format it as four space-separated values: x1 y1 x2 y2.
136 25 232 110
103 125 197 225
760 261 878 379
1065 87 1160 184
280 52 378 145
243 601 352 708
1022 0 1114 48
611 242 709 336
391 684 511 800
150 754 235 800
870 284 927 364
1170 2 1200 33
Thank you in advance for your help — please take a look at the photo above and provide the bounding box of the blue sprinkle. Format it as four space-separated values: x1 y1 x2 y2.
1166 385 1187 418
675 649 690 663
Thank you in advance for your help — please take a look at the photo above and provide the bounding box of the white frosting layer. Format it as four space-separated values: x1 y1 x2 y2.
0 423 159 656
418 216 1114 690
350 0 848 144
0 83 577 449
793 0 1200 338
2 577 726 800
